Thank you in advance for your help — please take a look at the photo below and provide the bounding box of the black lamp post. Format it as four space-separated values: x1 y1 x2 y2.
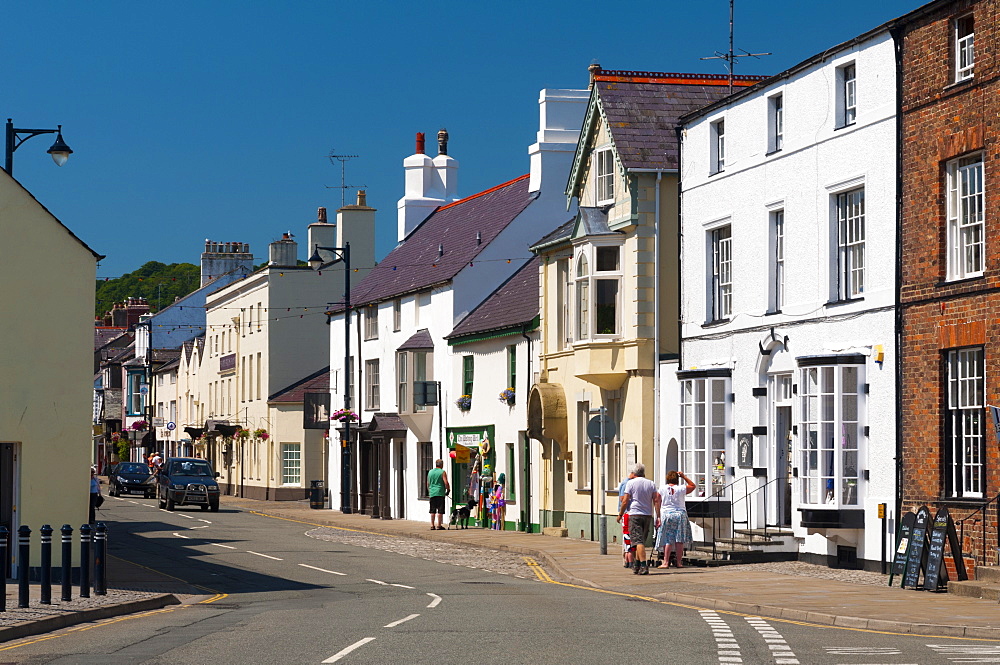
5 119 73 175
308 243 353 514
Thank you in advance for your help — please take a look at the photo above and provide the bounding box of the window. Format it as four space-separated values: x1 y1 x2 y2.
256 353 262 401
128 373 143 415
557 258 572 347
769 94 783 152
396 352 408 413
799 363 863 507
574 245 622 339
417 442 433 499
281 443 301 485
710 225 732 321
947 154 984 280
392 299 401 331
711 119 725 173
679 376 728 497
836 189 865 299
596 148 615 204
771 210 785 312
413 351 428 413
839 64 857 127
506 345 517 393
347 355 355 408
506 440 516 501
946 348 984 498
462 355 474 401
575 254 589 340
364 306 378 340
365 359 380 410
577 402 591 489
955 15 975 82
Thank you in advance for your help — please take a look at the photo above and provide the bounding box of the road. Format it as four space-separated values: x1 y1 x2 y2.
1 497 998 664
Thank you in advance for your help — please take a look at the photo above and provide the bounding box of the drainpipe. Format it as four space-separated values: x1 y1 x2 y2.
653 170 662 482
890 25 904 542
675 126 685 372
523 325 533 532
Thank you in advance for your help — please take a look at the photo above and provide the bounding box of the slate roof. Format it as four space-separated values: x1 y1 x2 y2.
269 366 329 403
529 218 574 252
575 206 619 238
397 329 434 351
95 326 126 350
342 175 536 310
446 256 540 340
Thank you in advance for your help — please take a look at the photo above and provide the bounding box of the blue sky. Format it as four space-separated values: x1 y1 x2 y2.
5 0 919 279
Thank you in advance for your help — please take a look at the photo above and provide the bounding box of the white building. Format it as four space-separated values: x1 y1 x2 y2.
671 25 897 569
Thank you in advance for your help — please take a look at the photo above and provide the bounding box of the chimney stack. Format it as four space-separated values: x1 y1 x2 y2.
588 63 602 90
415 132 425 155
318 206 327 223
357 190 367 207
437 128 449 156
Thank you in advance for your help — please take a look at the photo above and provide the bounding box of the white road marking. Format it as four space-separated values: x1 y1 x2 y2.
383 613 420 628
178 514 193 519
172 533 190 539
246 550 283 560
212 543 237 549
197 519 212 523
825 647 903 655
390 583 415 589
366 578 389 586
190 525 209 529
700 610 742 664
426 593 442 608
746 617 798 665
322 637 375 663
298 564 347 576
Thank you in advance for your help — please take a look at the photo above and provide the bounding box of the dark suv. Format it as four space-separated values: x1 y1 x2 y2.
157 457 221 511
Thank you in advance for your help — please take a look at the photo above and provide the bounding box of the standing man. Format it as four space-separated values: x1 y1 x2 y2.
617 463 660 575
617 470 636 569
427 459 450 531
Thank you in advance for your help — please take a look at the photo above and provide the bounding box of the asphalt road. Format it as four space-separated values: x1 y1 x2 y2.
2 497 998 664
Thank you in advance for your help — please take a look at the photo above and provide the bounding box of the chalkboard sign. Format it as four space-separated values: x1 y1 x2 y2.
902 506 931 589
889 510 917 585
948 511 968 582
923 506 951 592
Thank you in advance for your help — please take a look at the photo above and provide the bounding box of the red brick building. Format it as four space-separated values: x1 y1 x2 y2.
899 0 1000 568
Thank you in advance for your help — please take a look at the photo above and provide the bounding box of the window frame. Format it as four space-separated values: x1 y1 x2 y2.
769 93 784 153
710 119 726 174
709 225 733 321
955 15 975 83
462 355 474 402
771 209 786 312
679 375 730 498
281 443 302 486
364 305 378 340
417 442 433 499
364 358 380 411
946 154 985 281
840 63 857 127
392 298 401 332
573 242 623 341
945 347 985 498
396 351 408 414
506 345 516 393
413 351 429 413
595 147 615 205
835 188 865 300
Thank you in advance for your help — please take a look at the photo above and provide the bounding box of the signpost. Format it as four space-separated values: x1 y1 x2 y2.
588 408 616 555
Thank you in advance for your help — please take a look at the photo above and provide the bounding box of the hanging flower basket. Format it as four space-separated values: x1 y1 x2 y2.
498 388 515 406
455 395 472 411
130 420 149 431
235 428 251 440
253 428 270 440
331 409 359 423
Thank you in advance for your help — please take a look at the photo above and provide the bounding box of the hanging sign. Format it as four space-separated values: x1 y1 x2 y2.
455 445 470 464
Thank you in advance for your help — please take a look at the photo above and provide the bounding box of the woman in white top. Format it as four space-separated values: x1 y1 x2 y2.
655 470 696 568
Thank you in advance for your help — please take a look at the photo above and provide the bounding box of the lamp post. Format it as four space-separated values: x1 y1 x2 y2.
5 119 73 175
308 243 353 514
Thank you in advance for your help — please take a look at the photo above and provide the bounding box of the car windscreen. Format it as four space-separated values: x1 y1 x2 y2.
117 463 150 475
168 461 213 477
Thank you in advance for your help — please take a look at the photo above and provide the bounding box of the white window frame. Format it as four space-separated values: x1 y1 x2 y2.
710 225 732 321
577 401 591 490
573 242 623 341
396 351 408 414
364 306 378 340
836 188 865 300
365 359 380 411
281 443 302 485
946 154 984 281
711 119 725 173
557 258 572 348
769 93 784 153
595 148 615 205
798 362 864 508
413 351 429 413
955 15 975 82
771 209 785 312
392 298 401 332
679 375 730 498
946 347 984 498
840 63 857 127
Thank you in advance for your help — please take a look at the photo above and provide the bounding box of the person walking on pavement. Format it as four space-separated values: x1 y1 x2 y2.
617 463 659 575
655 470 696 569
426 459 450 530
617 471 636 569
89 467 103 524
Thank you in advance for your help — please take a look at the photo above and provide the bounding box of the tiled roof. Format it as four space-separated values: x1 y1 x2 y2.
530 218 575 252
94 327 126 350
575 206 619 238
446 256 540 340
363 413 406 433
269 366 329 403
397 329 434 351
346 175 535 308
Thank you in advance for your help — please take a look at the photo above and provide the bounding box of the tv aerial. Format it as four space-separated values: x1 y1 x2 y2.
701 0 771 94
326 149 367 208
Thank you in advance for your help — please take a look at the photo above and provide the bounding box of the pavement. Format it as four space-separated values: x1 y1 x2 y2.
5 494 1000 645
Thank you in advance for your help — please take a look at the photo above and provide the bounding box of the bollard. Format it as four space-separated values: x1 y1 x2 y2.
60 525 73 602
0 525 7 613
93 523 107 596
79 524 91 598
17 525 30 608
40 525 52 605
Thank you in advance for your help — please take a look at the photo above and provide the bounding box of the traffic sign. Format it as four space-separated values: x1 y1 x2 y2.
166 421 176 431
587 415 616 445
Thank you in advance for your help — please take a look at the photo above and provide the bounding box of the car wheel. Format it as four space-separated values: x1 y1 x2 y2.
210 501 219 513
166 497 175 511
109 486 116 498
200 504 209 511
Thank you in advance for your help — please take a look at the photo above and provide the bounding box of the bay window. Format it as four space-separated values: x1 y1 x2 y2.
679 372 730 497
574 243 623 340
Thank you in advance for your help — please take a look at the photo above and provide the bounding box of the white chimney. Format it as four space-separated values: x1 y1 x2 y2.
528 89 589 194
269 233 298 267
308 206 338 266
397 132 450 241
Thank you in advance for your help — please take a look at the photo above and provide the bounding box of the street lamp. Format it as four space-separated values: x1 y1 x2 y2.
5 118 73 175
308 243 353 514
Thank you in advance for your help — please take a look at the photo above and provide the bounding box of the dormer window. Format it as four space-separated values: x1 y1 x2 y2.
574 243 623 340
596 148 615 204
955 15 975 82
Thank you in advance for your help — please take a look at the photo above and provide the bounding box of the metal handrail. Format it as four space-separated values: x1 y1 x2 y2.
689 474 792 561
955 491 1000 566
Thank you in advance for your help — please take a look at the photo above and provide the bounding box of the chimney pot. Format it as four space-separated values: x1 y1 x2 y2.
318 207 327 223
357 190 367 207
476 231 482 245
415 132 425 154
438 243 444 258
588 62 602 90
437 128 449 156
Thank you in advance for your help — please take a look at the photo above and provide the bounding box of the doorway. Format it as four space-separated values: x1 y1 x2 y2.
395 439 405 519
771 374 793 526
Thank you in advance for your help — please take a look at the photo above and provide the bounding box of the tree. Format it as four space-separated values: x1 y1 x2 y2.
96 262 200 318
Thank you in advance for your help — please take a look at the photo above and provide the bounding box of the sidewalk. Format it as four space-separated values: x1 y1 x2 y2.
226 495 1000 639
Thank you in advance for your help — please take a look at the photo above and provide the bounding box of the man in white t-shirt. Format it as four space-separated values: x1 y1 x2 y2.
616 463 660 575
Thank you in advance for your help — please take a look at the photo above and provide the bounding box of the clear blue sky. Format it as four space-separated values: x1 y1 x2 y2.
5 0 920 278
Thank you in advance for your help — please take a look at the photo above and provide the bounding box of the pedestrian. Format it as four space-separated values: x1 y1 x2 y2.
89 467 103 524
617 471 636 569
655 470 696 569
617 463 659 575
426 458 450 530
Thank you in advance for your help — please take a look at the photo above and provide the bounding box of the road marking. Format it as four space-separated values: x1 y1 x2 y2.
190 525 209 529
366 578 389 586
248 510 390 537
246 550 283 560
298 563 347 576
384 613 419 628
426 593 442 608
173 533 190 539
178 514 193 519
197 519 212 523
523 557 554 582
825 647 903 655
929 643 1000 660
746 617 798 664
390 583 415 589
700 610 742 664
212 543 237 549
322 637 375 663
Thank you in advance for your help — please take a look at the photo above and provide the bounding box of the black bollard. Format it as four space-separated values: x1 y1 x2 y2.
93 523 107 596
60 525 73 602
0 525 8 612
79 524 91 599
17 525 30 608
39 525 52 605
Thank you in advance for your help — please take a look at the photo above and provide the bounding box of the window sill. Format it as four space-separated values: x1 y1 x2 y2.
702 318 730 329
596 199 615 207
765 148 782 157
575 488 593 495
709 169 725 177
764 309 782 316
936 274 985 289
834 121 857 132
825 297 864 308
944 77 976 92
936 496 988 506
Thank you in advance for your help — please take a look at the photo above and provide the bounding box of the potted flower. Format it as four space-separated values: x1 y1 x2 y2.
455 394 472 411
235 428 251 440
130 420 149 431
498 387 515 406
253 428 270 440
331 409 359 423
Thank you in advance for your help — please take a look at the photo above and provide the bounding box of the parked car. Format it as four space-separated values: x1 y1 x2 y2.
157 457 221 511
108 462 156 498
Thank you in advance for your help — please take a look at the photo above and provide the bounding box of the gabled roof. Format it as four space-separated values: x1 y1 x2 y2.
446 256 540 343
567 68 765 197
95 326 127 350
269 366 329 403
397 329 434 351
343 175 535 309
4 171 103 261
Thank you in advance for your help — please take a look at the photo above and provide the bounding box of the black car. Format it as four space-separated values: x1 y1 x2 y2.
108 462 156 498
157 457 221 511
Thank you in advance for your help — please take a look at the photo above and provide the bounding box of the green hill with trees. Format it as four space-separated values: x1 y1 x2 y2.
96 261 201 318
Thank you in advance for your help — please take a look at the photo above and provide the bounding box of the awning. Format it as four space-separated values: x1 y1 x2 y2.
527 383 567 448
